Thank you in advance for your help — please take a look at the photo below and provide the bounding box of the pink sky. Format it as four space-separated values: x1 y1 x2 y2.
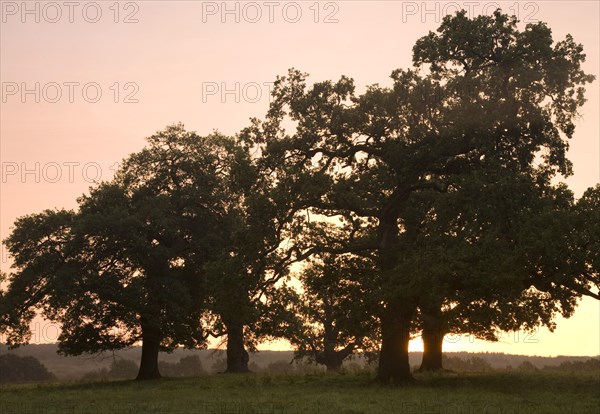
1 1 598 356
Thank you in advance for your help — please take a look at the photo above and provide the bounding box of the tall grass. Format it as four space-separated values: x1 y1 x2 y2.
1 371 598 414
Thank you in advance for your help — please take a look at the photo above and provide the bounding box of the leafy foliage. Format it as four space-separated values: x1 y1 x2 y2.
0 354 56 383
281 251 379 370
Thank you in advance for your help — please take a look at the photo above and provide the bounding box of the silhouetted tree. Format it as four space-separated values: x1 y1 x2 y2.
250 10 593 383
108 358 139 379
281 248 379 372
202 129 319 374
159 355 207 377
82 358 138 380
0 125 242 380
0 354 55 383
442 355 493 372
402 169 593 372
547 358 600 372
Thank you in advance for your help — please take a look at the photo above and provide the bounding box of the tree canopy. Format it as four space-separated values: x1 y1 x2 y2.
245 10 595 382
1 126 248 379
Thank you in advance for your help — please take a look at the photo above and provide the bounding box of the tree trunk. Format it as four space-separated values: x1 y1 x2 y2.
375 307 414 383
320 347 350 372
319 348 343 372
320 318 348 372
418 307 445 372
323 342 355 372
325 358 343 372
224 322 250 373
136 325 161 380
419 323 444 372
375 210 415 384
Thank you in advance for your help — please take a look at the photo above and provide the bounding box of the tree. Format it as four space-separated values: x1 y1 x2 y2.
207 122 336 373
250 10 593 383
196 148 290 373
570 185 600 299
117 125 260 375
281 249 379 372
108 358 139 379
0 125 239 380
82 358 139 380
158 355 207 377
402 169 591 372
0 354 56 383
407 10 595 373
0 123 307 377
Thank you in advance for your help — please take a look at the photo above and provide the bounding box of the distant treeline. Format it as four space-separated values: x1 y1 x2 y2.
1 344 598 383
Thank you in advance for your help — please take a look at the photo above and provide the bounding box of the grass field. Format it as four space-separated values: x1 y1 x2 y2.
1 371 598 414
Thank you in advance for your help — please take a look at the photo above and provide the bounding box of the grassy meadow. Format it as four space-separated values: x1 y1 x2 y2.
1 370 598 414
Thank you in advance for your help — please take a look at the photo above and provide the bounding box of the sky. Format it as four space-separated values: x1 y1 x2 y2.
1 1 598 357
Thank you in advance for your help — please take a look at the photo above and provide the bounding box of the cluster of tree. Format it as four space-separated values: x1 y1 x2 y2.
159 355 207 377
435 356 600 373
82 358 139 380
542 358 600 372
1 11 598 383
0 354 55 383
442 355 493 372
81 355 207 380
